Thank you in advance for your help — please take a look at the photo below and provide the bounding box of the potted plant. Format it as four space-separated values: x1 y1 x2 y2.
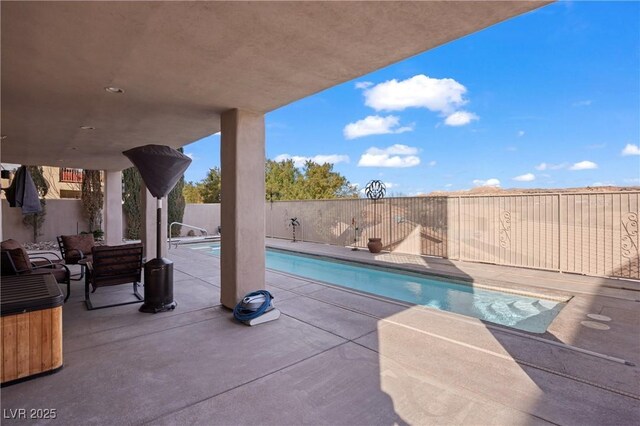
364 180 386 253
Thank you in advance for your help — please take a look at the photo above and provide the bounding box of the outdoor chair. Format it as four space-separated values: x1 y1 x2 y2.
57 234 95 280
84 243 144 310
1 239 71 302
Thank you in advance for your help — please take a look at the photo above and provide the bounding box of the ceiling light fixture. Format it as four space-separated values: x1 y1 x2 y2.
105 86 124 94
80 126 95 130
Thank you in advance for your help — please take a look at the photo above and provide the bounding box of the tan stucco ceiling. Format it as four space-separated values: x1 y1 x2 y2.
1 1 550 171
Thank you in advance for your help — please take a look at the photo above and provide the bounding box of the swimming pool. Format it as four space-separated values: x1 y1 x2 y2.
190 243 566 333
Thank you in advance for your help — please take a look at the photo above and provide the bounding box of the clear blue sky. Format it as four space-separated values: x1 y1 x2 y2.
183 1 640 195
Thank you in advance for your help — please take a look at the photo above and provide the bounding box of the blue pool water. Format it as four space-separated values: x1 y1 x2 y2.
191 243 565 333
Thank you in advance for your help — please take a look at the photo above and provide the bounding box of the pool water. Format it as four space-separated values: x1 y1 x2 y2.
191 243 565 333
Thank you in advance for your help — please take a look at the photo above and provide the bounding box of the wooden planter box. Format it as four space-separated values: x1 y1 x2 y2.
1 274 64 386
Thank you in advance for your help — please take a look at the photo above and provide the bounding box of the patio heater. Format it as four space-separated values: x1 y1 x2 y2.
123 145 191 313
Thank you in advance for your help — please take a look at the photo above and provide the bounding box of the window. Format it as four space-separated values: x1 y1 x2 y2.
59 168 83 183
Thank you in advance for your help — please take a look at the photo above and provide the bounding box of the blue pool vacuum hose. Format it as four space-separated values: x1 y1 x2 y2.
233 290 274 322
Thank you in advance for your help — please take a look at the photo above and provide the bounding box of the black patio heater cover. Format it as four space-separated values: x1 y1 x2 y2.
123 145 191 313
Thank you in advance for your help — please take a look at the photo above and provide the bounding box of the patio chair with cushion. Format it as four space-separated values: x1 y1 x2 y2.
84 243 144 310
57 233 95 280
1 239 71 302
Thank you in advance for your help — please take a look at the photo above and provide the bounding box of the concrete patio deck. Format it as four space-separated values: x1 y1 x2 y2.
2 239 639 425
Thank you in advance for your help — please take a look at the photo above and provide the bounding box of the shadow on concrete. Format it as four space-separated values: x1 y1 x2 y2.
369 251 640 425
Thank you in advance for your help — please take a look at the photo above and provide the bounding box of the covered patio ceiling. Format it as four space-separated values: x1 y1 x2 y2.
1 1 549 171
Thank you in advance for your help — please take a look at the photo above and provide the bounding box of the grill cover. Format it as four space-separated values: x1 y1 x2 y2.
122 145 191 198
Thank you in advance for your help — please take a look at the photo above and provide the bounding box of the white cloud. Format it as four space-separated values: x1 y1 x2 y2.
274 153 350 168
592 182 614 187
569 160 598 171
358 145 420 168
313 154 350 164
513 173 535 182
517 130 525 137
185 152 196 160
358 154 420 168
473 178 501 187
535 162 567 171
621 144 640 156
572 100 592 107
444 183 453 188
428 160 437 167
383 182 397 189
366 144 418 155
623 178 640 184
444 111 479 127
363 74 469 114
355 81 373 89
343 115 413 139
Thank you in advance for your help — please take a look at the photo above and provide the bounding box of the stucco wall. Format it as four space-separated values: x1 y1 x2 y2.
180 203 221 236
1 199 90 243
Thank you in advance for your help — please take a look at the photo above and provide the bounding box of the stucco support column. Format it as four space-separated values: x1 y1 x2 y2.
220 109 265 309
103 170 123 245
141 184 168 260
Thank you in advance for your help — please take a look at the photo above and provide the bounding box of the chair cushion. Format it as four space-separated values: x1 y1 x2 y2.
49 267 68 283
31 258 64 268
1 240 32 272
61 234 95 263
1 239 22 251
28 267 68 283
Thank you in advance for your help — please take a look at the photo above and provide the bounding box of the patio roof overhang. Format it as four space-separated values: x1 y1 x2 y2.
1 1 550 171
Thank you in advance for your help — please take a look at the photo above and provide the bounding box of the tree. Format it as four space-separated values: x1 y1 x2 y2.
168 148 187 237
22 166 49 242
81 170 104 233
123 167 142 240
200 167 222 203
298 161 358 200
183 181 204 203
264 159 358 200
176 159 357 203
265 159 301 200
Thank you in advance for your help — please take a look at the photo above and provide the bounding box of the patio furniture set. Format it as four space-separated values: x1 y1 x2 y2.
1 235 146 386
1 235 144 310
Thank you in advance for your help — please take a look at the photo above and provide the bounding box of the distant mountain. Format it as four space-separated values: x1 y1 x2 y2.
427 186 640 196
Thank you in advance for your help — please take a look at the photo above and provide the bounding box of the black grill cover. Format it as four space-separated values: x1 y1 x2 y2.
123 145 191 198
